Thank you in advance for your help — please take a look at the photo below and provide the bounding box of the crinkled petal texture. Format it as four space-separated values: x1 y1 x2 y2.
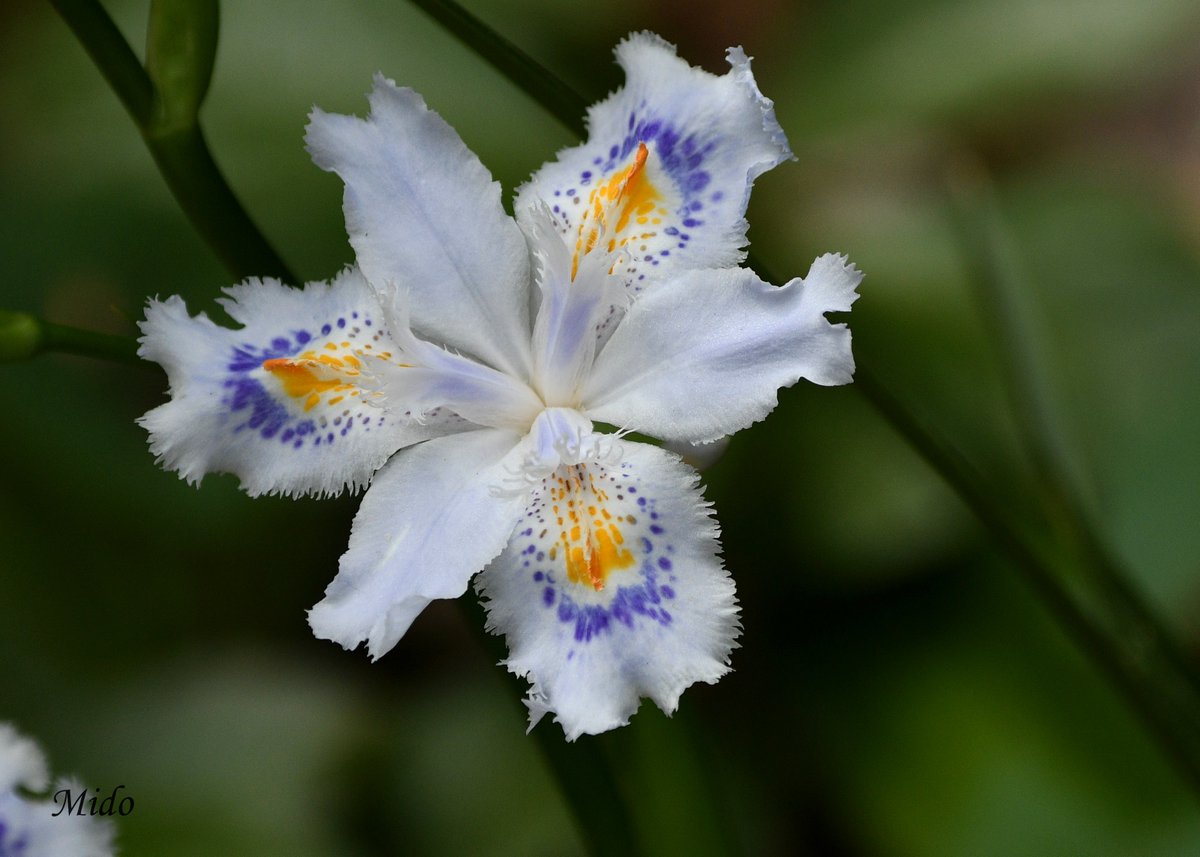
139 268 422 497
583 254 862 443
516 32 792 292
307 75 533 379
309 428 531 660
477 440 738 740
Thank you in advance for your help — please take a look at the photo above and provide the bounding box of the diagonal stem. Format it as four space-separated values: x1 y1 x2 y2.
405 0 589 138
50 0 295 283
941 163 1200 786
854 367 1200 793
943 160 1199 692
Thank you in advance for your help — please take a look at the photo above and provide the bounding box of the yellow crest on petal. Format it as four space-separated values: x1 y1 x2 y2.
571 142 671 281
549 464 636 591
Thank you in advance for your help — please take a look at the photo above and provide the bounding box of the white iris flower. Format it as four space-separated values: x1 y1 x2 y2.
139 33 861 739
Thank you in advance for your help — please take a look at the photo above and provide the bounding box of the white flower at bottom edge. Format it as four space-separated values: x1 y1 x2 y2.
0 724 116 857
138 32 862 740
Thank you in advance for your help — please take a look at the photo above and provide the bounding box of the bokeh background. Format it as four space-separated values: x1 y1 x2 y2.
3 0 1200 854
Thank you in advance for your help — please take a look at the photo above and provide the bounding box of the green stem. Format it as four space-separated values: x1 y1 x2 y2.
856 368 1200 793
943 161 1197 688
146 123 293 282
49 0 155 124
405 0 589 138
406 0 1200 794
0 311 141 365
50 0 295 283
941 165 1200 786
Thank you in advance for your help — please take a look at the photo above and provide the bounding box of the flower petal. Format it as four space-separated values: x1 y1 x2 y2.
372 285 544 430
308 427 529 660
0 778 116 857
0 723 48 793
526 205 629 406
0 726 116 857
477 440 738 740
582 254 862 443
516 32 792 292
138 267 429 498
307 75 533 378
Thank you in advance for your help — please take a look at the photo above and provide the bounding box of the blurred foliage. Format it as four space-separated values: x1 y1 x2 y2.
2 0 1200 854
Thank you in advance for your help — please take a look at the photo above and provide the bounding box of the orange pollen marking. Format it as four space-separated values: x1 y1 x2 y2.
571 142 660 280
554 466 636 592
563 524 635 591
262 357 354 412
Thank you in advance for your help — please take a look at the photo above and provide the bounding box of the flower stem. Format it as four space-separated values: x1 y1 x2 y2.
406 0 1200 795
49 0 155 125
941 162 1200 788
404 0 589 138
50 0 295 283
854 367 1200 793
0 310 141 365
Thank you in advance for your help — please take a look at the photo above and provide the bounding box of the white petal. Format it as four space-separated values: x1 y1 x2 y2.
0 778 117 857
307 75 533 378
138 268 434 498
309 427 530 660
516 32 792 292
583 254 861 443
0 723 48 793
477 441 738 740
0 728 116 857
372 285 544 430
526 206 629 406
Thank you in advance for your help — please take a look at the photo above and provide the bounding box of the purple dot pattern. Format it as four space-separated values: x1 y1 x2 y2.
219 309 390 452
543 101 721 289
510 459 680 652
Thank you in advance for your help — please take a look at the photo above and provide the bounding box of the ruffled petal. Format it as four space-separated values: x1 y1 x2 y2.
582 254 861 443
308 427 529 660
477 440 738 740
516 32 792 292
307 75 533 378
138 267 427 498
0 723 48 793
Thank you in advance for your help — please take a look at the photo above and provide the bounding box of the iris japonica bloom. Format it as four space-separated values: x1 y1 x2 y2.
0 724 116 856
139 34 861 738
